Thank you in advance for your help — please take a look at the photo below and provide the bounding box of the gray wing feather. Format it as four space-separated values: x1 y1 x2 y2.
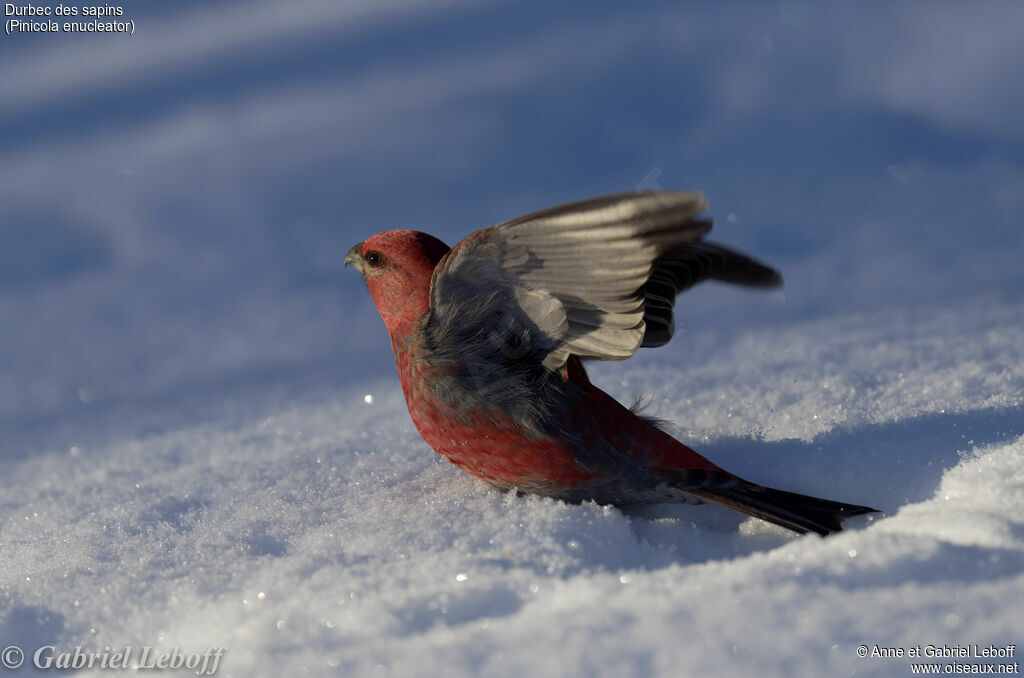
428 192 715 371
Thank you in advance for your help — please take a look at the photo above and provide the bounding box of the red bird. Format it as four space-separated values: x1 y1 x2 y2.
347 192 877 536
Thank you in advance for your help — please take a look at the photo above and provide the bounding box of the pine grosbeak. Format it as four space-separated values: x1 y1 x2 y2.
347 192 876 535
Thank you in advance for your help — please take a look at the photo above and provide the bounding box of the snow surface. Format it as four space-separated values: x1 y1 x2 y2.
3 1 1024 676
2 300 1022 678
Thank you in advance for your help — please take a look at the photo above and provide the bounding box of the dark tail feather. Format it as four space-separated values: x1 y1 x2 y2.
683 479 879 537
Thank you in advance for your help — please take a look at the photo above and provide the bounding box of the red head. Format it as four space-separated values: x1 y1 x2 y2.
345 229 450 345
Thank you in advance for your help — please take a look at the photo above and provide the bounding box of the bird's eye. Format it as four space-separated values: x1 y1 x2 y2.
365 250 383 267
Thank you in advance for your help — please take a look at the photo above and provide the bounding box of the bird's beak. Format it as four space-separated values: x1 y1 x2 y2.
344 243 364 273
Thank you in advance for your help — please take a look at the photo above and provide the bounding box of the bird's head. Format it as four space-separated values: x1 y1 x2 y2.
346 229 450 339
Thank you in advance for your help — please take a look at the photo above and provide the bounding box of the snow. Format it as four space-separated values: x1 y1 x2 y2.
3 1 1024 676
2 300 1022 677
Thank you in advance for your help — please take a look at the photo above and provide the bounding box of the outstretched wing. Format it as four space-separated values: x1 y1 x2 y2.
428 192 701 367
425 191 780 367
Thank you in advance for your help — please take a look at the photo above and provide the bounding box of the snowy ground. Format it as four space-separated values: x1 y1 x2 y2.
3 1 1024 676
2 298 1022 677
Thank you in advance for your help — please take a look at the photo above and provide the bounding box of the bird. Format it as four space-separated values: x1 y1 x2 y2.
346 192 878 536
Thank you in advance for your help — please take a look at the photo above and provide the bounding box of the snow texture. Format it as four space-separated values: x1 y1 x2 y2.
2 1 1023 676
2 302 1022 678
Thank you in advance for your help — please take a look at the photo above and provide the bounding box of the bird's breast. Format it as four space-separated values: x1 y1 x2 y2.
395 353 598 495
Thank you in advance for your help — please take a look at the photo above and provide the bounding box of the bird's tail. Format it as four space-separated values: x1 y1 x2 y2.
678 473 879 536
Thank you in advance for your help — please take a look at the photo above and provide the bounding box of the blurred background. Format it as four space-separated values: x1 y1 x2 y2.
2 0 1023 456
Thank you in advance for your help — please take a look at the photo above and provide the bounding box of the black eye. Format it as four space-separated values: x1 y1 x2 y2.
365 250 383 267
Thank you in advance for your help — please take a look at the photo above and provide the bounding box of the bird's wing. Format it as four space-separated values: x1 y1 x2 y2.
425 192 779 374
641 241 782 348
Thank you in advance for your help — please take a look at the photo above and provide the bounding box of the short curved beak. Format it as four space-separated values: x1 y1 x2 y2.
344 243 363 272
